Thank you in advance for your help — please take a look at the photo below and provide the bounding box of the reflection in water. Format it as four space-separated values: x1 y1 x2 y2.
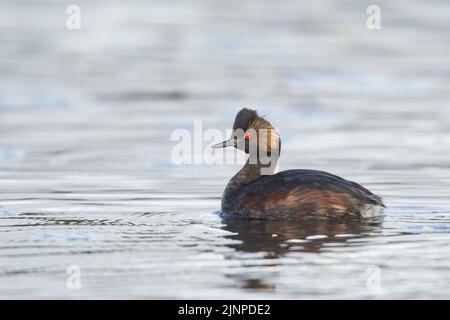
222 217 383 291
222 217 383 255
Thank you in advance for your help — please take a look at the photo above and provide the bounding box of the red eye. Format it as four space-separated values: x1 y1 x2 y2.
244 132 251 139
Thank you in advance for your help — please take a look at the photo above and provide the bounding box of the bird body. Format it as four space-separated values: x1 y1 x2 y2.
213 108 385 220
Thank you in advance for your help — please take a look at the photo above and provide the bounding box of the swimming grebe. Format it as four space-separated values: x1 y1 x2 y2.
212 108 385 220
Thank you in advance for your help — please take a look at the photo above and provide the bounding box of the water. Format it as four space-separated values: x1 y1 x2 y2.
1 0 450 299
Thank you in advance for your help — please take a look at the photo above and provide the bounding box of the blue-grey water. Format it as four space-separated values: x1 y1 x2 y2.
1 0 450 299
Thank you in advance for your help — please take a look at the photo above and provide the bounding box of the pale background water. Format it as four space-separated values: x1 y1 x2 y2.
1 0 450 299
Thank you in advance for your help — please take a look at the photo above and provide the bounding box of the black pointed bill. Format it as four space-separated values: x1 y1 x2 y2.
211 138 234 148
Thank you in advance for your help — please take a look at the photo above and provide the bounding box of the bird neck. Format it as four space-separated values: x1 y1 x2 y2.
226 154 279 191
221 150 280 213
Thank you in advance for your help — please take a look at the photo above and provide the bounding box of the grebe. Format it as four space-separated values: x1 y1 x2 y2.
212 108 385 220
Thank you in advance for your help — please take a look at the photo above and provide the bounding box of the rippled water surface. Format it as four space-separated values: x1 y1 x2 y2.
1 0 450 299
